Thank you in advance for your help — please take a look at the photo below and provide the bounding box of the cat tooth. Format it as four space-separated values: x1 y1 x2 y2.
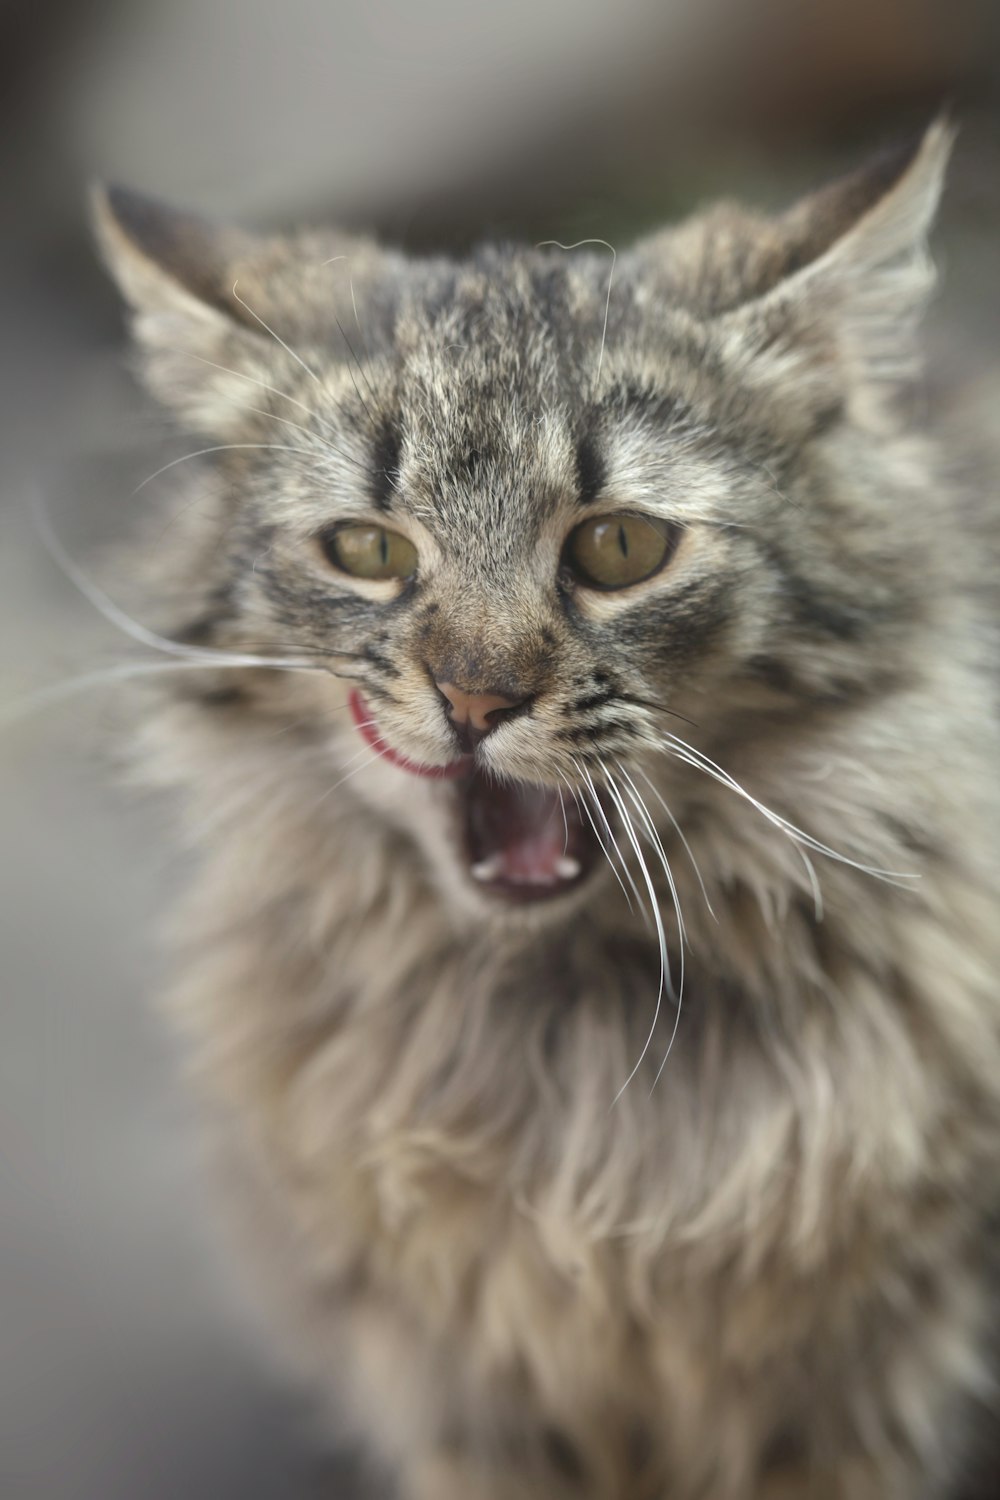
471 856 504 882
555 856 581 880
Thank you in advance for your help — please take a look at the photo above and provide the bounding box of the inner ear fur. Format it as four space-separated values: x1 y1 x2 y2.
773 126 946 281
717 121 953 426
91 184 259 328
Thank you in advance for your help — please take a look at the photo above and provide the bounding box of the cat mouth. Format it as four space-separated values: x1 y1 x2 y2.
349 689 599 900
462 775 595 901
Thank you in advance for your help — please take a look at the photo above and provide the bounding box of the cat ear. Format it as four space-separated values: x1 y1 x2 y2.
92 185 299 436
725 120 954 425
92 185 252 322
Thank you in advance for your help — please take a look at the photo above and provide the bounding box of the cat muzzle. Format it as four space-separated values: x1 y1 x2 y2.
349 689 599 900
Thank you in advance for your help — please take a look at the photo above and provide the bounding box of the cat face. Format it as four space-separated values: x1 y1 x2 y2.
93 126 949 919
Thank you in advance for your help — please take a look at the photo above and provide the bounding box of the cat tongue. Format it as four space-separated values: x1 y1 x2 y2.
464 776 589 895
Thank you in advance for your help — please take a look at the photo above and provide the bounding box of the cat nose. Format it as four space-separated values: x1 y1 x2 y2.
434 680 528 750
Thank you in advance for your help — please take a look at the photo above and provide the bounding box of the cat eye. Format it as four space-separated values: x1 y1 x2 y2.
565 514 675 590
320 523 418 581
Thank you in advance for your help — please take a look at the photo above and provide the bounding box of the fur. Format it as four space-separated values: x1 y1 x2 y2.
93 123 1000 1497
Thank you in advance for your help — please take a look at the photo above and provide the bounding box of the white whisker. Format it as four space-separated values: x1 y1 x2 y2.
536 238 616 392
616 763 686 951
634 765 717 922
9 499 336 730
221 398 366 470
31 498 333 670
599 763 671 1105
131 442 321 497
33 497 238 662
162 347 341 439
576 759 647 918
259 700 360 742
614 764 687 1090
658 731 917 887
0 655 328 728
561 766 635 914
312 747 386 809
556 783 570 857
231 280 325 390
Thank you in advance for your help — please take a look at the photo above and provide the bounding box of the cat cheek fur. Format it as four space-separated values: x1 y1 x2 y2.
93 121 1000 1498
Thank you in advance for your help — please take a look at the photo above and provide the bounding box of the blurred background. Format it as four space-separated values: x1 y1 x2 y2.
1 3 998 1497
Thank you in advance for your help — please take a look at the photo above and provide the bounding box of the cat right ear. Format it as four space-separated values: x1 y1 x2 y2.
718 122 954 430
91 185 279 436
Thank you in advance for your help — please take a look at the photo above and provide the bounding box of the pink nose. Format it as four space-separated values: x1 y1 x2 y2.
435 681 521 734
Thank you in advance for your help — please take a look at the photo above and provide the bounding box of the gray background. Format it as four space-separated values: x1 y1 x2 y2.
1 3 999 1496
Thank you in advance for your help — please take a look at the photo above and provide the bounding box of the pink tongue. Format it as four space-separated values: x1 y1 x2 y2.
466 780 583 888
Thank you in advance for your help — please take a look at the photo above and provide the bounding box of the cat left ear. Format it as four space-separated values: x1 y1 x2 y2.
726 120 954 422
91 184 261 326
92 185 283 435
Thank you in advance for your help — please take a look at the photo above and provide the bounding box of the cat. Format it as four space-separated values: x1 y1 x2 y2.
92 121 1000 1499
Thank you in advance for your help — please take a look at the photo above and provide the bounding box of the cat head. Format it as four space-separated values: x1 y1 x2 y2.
93 124 951 921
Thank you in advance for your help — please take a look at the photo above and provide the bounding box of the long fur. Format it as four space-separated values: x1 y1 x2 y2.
93 125 1000 1497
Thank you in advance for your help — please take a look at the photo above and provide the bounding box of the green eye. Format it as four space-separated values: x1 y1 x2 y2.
321 523 418 581
566 514 675 590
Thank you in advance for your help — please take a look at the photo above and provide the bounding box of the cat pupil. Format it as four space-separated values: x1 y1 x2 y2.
618 524 629 559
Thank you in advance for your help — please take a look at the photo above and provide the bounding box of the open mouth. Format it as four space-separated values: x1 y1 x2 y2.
463 775 596 900
349 689 600 901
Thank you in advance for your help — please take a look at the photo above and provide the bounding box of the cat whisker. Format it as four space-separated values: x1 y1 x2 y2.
0 656 331 729
749 456 800 512
614 763 687 1090
556 783 570 858
560 766 635 915
195 641 364 662
231 280 326 392
252 538 276 574
798 846 824 922
33 495 252 663
161 346 344 443
149 480 221 549
634 765 717 922
131 442 324 497
537 238 616 394
617 692 699 729
598 762 672 1105
574 758 646 918
616 763 686 952
311 745 387 810
315 254 382 412
218 397 371 474
258 700 364 743
25 500 346 698
655 730 918 887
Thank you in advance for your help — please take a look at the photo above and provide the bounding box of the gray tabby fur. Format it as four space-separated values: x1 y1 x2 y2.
92 123 1000 1497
